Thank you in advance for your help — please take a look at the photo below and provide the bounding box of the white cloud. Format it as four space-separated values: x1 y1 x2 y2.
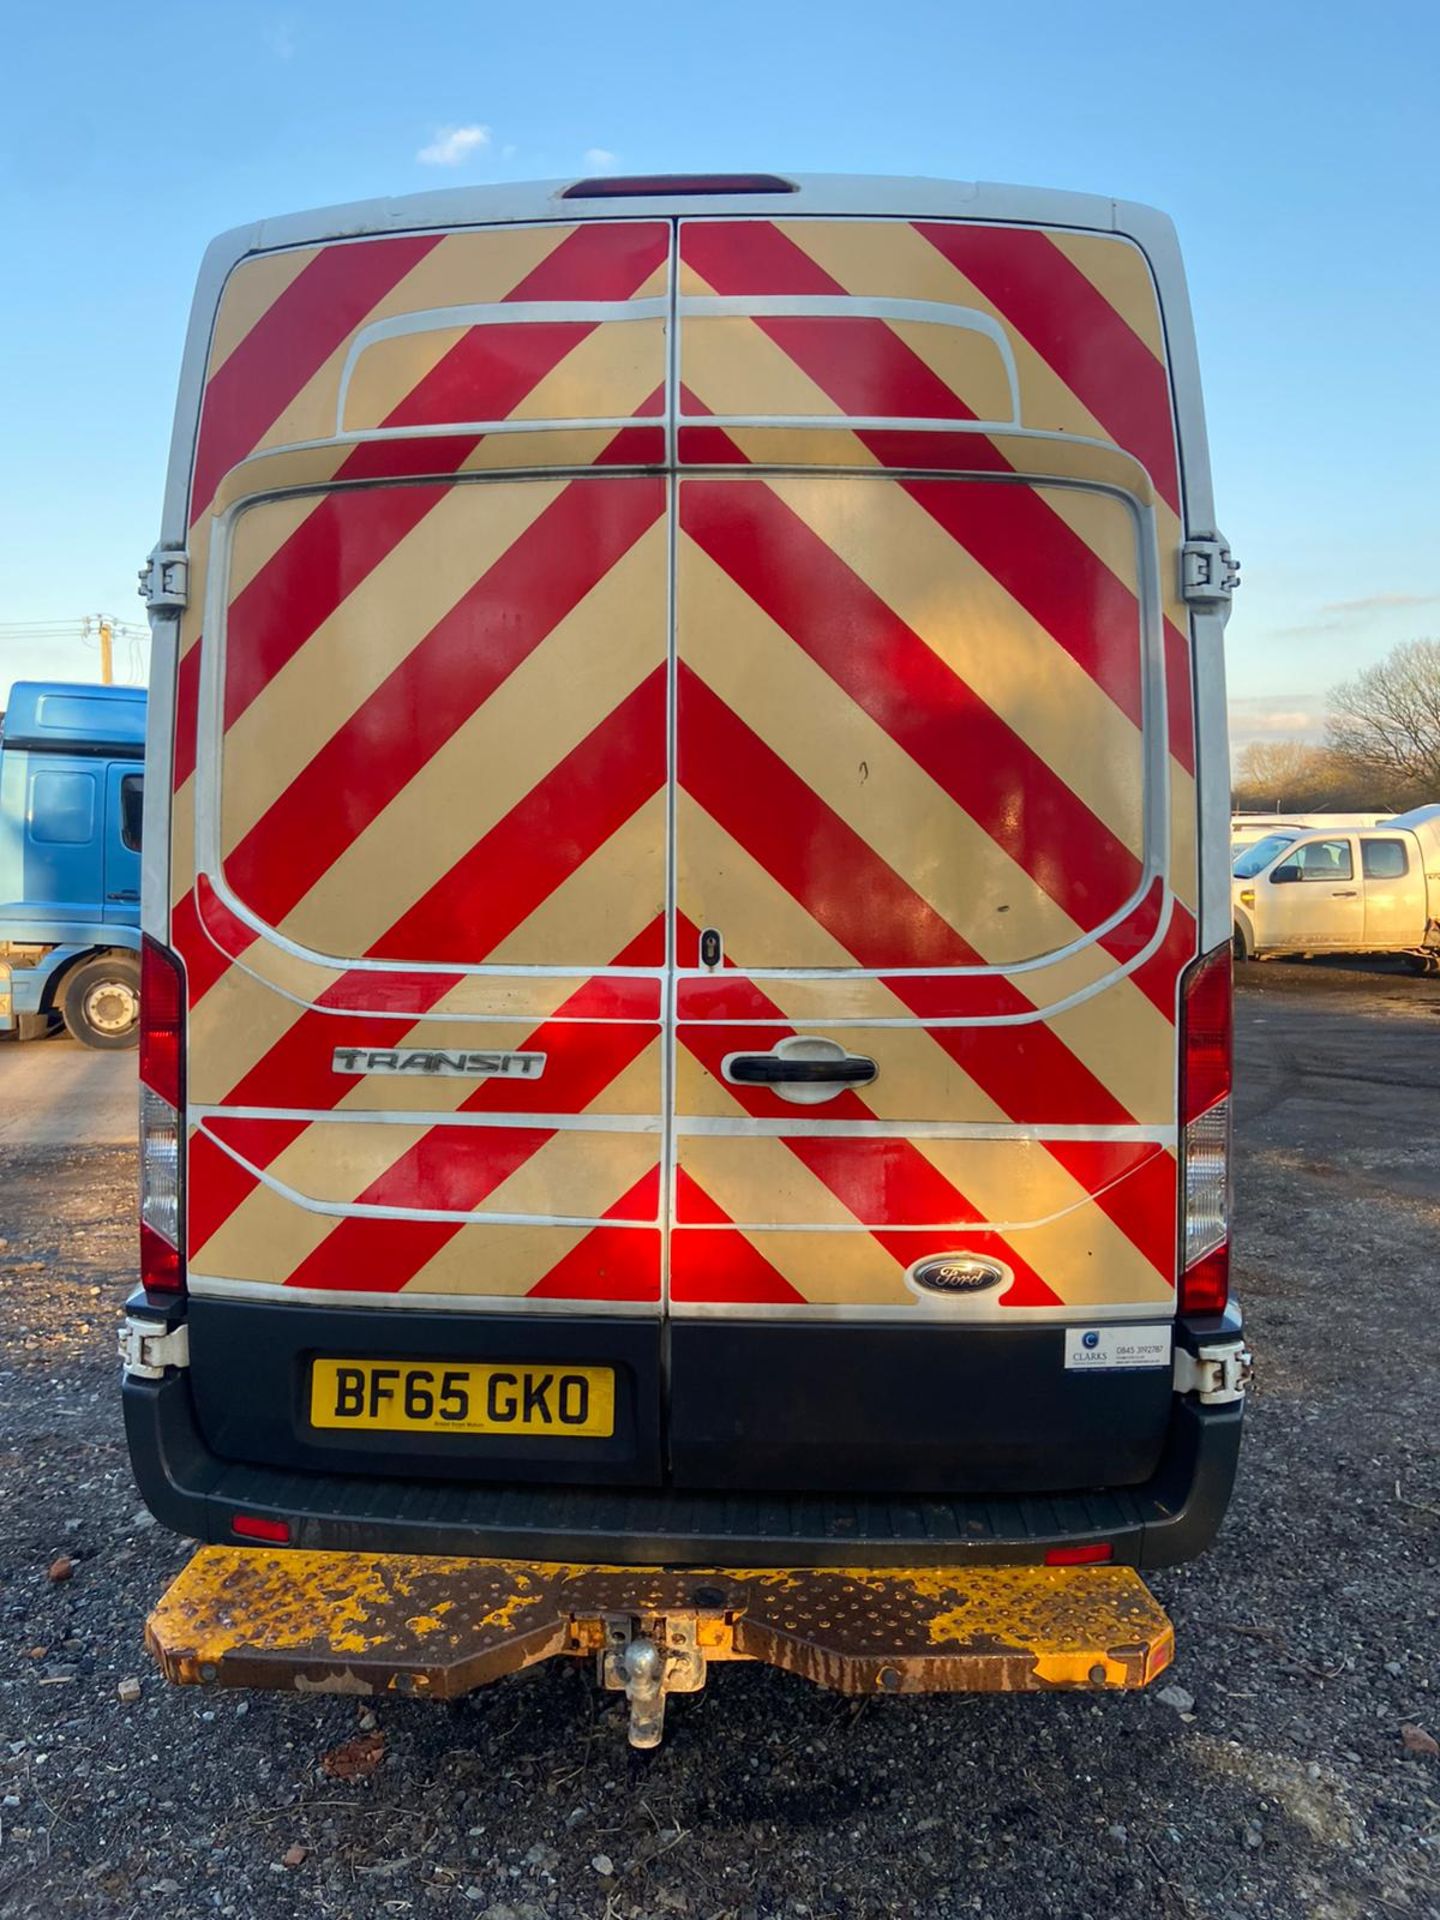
1267 590 1440 638
1227 693 1328 749
583 147 620 173
417 124 492 168
1318 591 1440 617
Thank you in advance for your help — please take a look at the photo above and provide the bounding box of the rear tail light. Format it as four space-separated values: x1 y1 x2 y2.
140 935 187 1295
1178 943 1232 1313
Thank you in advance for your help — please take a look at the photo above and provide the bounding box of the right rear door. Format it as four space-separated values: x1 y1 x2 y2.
662 216 1198 1490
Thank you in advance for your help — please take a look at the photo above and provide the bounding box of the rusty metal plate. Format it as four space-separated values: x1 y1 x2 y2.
146 1550 1172 1700
145 1551 569 1698
735 1565 1174 1692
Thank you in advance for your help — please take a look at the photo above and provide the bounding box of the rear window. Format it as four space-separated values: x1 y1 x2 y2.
120 773 144 852
1362 837 1408 880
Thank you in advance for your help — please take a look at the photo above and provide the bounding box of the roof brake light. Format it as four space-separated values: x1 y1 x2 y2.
562 173 797 199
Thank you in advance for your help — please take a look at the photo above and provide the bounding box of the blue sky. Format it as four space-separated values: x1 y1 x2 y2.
2 0 1436 746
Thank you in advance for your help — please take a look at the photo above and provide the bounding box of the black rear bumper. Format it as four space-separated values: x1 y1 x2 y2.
177 1296 1181 1495
124 1360 1243 1572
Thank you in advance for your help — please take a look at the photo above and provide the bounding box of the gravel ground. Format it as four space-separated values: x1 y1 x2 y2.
1 964 1438 1919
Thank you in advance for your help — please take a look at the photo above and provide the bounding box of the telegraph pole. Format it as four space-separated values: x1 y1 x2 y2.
97 615 114 685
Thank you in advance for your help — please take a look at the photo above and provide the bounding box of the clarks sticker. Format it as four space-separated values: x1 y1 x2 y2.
331 1048 547 1080
1064 1326 1171 1372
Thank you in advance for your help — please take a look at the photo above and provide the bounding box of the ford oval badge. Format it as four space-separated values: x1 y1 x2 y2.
910 1255 1008 1296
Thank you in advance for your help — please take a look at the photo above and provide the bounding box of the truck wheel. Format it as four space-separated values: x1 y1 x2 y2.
1233 925 1250 962
61 954 141 1050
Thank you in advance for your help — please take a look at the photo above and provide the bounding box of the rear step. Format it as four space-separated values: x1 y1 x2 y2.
146 1549 1174 1747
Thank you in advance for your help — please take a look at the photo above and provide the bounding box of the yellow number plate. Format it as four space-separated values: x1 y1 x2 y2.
309 1359 615 1438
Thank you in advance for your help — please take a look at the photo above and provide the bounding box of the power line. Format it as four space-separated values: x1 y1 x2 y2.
0 615 151 688
0 617 150 638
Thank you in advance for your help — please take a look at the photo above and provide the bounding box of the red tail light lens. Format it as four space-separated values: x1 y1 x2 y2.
139 936 187 1294
1178 943 1233 1313
1180 1242 1229 1316
140 1220 183 1293
1044 1543 1114 1566
1179 942 1232 1124
140 934 185 1106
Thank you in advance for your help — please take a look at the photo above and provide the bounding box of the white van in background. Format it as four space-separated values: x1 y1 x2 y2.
1232 806 1440 971
1231 811 1393 857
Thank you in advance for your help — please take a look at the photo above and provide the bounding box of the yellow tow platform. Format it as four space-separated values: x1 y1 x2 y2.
147 1550 1174 1747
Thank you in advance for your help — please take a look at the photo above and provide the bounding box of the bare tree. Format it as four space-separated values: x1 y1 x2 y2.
1327 638 1440 801
1233 740 1325 810
1231 739 1378 812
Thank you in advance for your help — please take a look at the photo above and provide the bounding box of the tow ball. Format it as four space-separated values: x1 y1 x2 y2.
601 1613 709 1747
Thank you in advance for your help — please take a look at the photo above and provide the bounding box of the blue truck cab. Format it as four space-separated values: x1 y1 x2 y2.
0 680 147 1048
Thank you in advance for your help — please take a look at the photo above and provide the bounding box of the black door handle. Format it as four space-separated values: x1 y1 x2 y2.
107 890 141 902
725 1053 878 1087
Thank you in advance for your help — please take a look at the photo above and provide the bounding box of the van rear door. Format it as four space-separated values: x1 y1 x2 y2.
663 215 1198 1492
168 202 1203 1500
173 219 675 1485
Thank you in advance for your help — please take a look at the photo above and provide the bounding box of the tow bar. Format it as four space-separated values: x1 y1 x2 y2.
147 1550 1174 1748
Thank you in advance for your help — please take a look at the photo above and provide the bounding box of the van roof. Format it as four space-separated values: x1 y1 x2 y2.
1383 804 1440 832
206 173 1179 261
159 172 1217 557
1 680 147 756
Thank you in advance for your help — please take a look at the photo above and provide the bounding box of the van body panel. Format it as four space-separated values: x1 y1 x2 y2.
147 181 1232 1504
212 476 668 966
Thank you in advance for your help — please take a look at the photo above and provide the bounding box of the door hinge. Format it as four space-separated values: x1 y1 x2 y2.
1173 1339 1253 1406
118 1316 190 1379
138 547 190 613
1180 537 1240 608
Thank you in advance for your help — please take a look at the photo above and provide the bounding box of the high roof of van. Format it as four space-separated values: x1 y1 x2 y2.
160 172 1219 561
201 173 1180 258
1 680 147 755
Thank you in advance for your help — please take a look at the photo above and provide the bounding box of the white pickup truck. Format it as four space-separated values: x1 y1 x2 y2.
1232 805 1440 971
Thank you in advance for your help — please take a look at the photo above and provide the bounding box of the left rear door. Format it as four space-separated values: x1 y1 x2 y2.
170 216 676 1485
